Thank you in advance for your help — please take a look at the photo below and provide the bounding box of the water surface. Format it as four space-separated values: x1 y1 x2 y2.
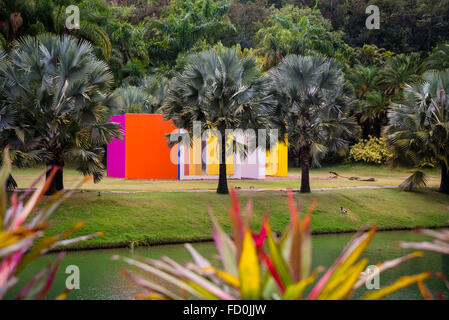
5 230 449 300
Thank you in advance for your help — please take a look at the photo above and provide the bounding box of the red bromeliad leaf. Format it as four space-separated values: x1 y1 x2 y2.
11 167 58 229
34 252 65 300
207 205 238 276
243 198 253 230
434 291 445 300
417 279 434 300
261 250 284 292
265 221 293 290
287 189 300 226
299 200 316 280
0 250 25 289
289 211 302 282
15 263 51 300
302 200 316 232
229 189 244 258
435 272 449 291
252 215 268 250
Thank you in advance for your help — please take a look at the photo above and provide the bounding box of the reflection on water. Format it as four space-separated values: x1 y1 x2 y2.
4 230 448 300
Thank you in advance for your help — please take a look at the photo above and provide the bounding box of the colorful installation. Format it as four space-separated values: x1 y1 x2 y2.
107 114 178 179
107 114 288 180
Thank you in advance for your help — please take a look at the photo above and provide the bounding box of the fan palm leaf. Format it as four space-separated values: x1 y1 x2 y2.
162 46 273 194
385 70 449 194
266 54 358 193
0 34 122 194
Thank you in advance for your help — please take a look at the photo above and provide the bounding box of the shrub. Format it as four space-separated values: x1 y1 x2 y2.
349 136 392 164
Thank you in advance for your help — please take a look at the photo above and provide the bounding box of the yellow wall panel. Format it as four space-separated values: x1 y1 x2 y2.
206 135 234 175
188 137 202 175
265 140 288 177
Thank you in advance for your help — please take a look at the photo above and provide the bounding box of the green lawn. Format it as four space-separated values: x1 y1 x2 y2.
12 163 442 191
41 188 449 250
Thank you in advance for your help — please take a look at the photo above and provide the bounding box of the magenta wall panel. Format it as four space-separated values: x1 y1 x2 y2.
107 115 126 178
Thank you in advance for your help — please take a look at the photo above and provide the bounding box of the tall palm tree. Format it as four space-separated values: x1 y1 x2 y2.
385 70 449 195
162 46 273 194
359 91 390 138
346 64 382 138
0 34 122 194
267 54 358 193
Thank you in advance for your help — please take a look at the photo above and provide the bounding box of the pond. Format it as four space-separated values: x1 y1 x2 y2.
5 230 449 300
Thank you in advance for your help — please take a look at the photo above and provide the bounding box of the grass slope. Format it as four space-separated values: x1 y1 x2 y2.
42 188 449 250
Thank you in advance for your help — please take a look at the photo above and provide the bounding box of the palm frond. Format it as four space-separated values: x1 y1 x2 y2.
399 171 428 191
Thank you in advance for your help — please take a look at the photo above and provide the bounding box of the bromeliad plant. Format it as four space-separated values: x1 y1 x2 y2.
114 190 431 300
0 150 102 300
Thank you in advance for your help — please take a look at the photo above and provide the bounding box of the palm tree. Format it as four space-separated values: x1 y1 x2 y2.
385 70 449 195
0 34 122 194
424 42 449 71
115 86 153 114
114 75 168 114
379 53 422 96
162 46 272 194
359 91 390 138
0 1 112 60
346 64 382 138
267 54 358 193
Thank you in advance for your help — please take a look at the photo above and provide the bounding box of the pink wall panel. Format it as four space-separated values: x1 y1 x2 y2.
106 115 126 178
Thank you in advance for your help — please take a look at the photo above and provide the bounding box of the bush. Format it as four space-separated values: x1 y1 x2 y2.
349 136 392 164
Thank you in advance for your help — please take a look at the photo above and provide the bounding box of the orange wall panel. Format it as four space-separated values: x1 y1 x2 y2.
125 114 178 179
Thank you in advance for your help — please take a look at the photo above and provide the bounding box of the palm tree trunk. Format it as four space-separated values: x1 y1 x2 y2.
372 118 382 138
293 148 300 167
45 160 64 195
216 132 229 194
300 145 311 193
440 162 449 195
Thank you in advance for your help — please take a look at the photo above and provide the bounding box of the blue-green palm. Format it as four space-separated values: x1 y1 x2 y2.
267 54 358 193
162 46 272 194
385 70 449 194
0 34 122 192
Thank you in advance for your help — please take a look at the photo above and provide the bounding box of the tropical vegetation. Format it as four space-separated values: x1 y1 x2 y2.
0 34 122 194
1 0 449 195
1 0 449 302
385 70 449 194
267 54 358 193
162 45 272 194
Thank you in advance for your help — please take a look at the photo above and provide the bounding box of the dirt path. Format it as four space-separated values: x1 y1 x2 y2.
64 184 399 194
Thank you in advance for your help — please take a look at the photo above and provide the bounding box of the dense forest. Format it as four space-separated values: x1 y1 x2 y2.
2 0 449 77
